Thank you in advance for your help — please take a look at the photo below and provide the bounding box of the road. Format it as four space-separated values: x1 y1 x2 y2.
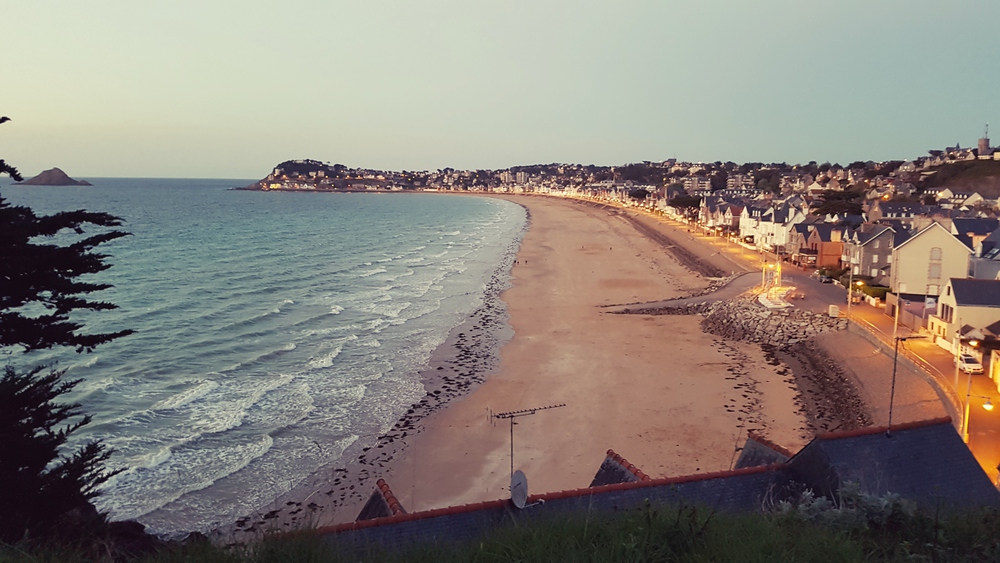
615 204 1000 483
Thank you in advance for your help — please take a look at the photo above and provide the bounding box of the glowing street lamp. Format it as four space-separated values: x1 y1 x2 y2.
847 279 864 319
887 335 926 436
961 339 984 443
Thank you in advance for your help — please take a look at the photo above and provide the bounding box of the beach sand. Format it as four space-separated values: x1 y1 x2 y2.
380 195 811 513
214 195 862 541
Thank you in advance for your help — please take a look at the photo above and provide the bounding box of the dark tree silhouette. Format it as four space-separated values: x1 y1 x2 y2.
1 116 132 545
0 365 123 543
0 197 134 352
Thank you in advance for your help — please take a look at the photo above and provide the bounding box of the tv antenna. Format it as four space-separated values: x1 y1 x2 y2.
492 403 566 480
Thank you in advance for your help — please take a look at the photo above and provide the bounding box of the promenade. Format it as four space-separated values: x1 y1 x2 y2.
617 203 1000 482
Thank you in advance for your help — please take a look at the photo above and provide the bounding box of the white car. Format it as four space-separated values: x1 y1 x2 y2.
956 354 984 375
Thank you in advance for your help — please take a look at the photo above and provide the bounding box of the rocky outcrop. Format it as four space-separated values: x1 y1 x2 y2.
18 167 91 186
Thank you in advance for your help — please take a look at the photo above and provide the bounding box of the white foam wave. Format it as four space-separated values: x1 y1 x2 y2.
101 434 275 521
151 380 220 412
72 355 101 369
357 267 388 278
306 343 345 369
329 304 344 315
357 337 381 348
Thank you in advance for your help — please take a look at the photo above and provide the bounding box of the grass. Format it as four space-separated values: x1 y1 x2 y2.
5 501 1000 562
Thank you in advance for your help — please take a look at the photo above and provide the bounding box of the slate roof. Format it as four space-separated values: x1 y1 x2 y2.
734 434 793 469
787 418 1000 511
321 465 789 553
319 418 997 553
951 278 1000 307
953 218 1000 237
356 479 406 521
589 449 651 487
980 228 1000 257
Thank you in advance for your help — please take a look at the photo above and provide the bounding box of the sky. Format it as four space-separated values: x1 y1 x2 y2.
3 1 999 178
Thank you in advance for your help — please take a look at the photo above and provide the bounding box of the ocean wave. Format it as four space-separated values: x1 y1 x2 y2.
306 343 345 369
356 267 388 278
235 343 296 369
100 434 275 521
150 380 220 412
71 355 101 370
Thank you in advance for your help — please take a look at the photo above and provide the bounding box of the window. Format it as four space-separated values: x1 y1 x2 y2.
874 240 880 248
930 247 943 261
940 303 954 323
872 254 879 263
929 263 942 279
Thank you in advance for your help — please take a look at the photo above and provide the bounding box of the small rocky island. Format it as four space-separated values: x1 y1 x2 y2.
18 167 92 186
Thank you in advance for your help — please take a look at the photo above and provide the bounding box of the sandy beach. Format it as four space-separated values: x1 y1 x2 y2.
377 195 811 513
215 193 943 542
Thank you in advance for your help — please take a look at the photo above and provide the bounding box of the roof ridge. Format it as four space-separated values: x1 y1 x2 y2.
816 417 953 441
316 464 785 536
746 432 795 458
605 449 651 481
376 479 406 516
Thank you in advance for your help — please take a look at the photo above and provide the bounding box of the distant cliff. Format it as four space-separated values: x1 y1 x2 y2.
19 168 92 186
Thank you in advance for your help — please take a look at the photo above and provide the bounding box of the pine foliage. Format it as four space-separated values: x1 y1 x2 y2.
0 115 134 546
0 364 123 543
0 195 134 352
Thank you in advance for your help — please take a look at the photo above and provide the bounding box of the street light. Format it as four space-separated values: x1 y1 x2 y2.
961 339 983 443
887 335 926 437
848 279 864 319
963 394 993 442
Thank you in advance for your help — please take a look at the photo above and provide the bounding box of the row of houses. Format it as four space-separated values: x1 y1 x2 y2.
586 189 1000 374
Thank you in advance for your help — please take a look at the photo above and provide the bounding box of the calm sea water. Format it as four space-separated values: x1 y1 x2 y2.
2 179 526 536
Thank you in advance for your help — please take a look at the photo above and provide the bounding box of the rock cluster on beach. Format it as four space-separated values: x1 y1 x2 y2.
618 293 871 435
622 295 848 349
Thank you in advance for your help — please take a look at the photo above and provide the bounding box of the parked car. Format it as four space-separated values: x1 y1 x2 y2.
956 354 984 375
818 275 833 284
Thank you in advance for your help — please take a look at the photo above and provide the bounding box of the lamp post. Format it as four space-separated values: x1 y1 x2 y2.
961 339 982 443
848 280 864 319
887 335 926 436
847 266 854 319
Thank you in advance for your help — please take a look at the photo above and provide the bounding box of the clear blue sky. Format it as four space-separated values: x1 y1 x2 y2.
4 1 999 178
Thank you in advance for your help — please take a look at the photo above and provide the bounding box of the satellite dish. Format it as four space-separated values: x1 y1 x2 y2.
510 470 528 509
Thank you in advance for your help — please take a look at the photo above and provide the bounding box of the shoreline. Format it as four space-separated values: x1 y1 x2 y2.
209 201 529 543
376 195 812 514
209 193 886 543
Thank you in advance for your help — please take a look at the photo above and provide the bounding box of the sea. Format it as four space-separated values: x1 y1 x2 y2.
1 179 526 537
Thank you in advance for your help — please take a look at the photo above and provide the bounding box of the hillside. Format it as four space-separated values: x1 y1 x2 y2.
18 167 91 186
922 160 1000 198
